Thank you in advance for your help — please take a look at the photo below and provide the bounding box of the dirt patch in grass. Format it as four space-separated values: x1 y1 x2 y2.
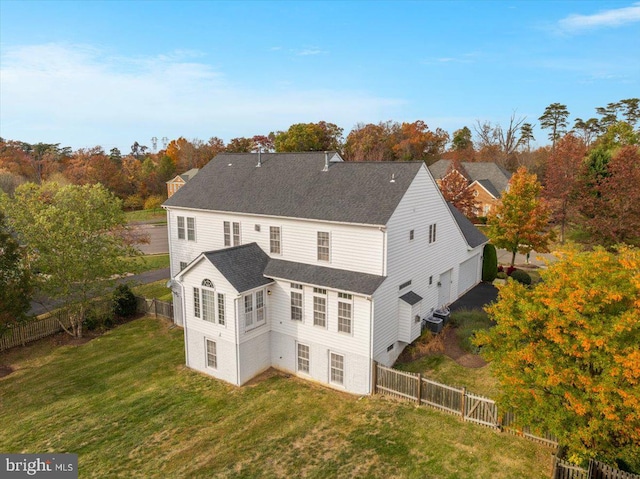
0 365 13 377
442 327 487 368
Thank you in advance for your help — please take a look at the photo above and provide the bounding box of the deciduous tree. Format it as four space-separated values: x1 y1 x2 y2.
1 183 142 337
475 246 640 469
544 134 586 243
0 210 33 335
438 160 477 218
273 122 344 152
487 167 553 266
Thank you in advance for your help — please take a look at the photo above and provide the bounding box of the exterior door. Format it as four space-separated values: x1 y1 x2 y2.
438 269 452 307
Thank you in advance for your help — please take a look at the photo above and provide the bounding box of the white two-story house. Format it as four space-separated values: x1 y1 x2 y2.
163 151 487 395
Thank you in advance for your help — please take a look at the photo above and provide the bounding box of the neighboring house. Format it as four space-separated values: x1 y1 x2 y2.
429 160 511 216
166 168 199 198
163 151 487 395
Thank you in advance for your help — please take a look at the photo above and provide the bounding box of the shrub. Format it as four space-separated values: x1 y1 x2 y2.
482 244 498 282
510 269 532 285
143 195 164 210
496 271 507 279
498 265 504 273
123 194 144 210
506 266 516 276
113 284 138 318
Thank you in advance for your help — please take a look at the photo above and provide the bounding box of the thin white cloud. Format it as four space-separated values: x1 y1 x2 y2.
0 43 403 150
558 2 640 32
421 52 479 65
294 47 325 56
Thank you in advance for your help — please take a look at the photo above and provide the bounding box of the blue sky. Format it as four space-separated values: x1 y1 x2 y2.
1 1 639 153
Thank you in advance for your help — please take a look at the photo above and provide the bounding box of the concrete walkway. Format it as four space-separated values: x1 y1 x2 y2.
28 268 170 317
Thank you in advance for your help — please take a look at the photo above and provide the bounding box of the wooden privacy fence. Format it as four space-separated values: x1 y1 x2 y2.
552 457 640 479
1 296 174 352
374 362 558 447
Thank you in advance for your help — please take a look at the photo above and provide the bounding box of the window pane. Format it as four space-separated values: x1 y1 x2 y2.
338 301 352 334
193 287 200 318
187 217 195 241
270 226 281 254
202 289 215 323
256 290 265 323
244 295 253 327
317 232 330 261
313 296 326 327
178 216 185 239
217 293 225 325
233 222 241 246
223 221 231 247
297 343 309 373
291 291 303 321
330 353 344 385
206 340 217 368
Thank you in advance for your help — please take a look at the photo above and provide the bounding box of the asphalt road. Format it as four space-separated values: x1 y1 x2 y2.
135 222 169 255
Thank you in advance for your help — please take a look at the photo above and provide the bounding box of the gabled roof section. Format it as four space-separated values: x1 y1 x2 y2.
399 291 422 305
473 179 500 198
264 259 386 296
446 203 488 249
429 160 511 198
179 168 199 181
203 243 273 293
163 152 423 225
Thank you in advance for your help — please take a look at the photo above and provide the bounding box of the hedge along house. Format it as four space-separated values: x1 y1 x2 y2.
163 152 487 395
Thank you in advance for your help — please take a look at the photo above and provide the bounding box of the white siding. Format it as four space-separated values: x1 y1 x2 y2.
185 329 238 385
459 254 481 295
238 331 271 384
372 166 484 364
166 208 385 278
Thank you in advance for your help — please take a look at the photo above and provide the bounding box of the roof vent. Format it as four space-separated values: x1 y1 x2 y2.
228 163 233 167
390 173 396 183
322 151 329 172
256 149 262 168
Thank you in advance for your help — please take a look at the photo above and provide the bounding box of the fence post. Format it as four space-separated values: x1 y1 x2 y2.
461 387 466 419
154 299 158 318
416 373 422 405
371 361 377 395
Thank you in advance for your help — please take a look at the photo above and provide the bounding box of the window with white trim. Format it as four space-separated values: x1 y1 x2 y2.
317 231 330 262
429 223 437 244
223 221 231 247
233 222 241 246
187 217 196 241
297 343 309 373
256 290 265 323
338 301 352 334
330 352 344 385
217 293 225 325
291 291 303 321
270 226 281 254
193 287 200 318
206 339 217 369
244 295 253 328
313 295 326 328
177 216 185 239
180 261 187 271
201 279 215 323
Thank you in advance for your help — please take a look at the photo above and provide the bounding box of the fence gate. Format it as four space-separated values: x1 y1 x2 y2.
464 393 499 428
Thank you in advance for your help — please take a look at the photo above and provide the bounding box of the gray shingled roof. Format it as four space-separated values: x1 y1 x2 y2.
203 243 273 293
475 178 500 198
446 203 488 248
429 160 511 198
399 291 423 305
264 259 386 296
164 152 422 225
179 168 199 181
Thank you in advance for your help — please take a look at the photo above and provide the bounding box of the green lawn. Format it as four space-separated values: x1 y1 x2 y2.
0 318 553 478
123 254 170 274
125 208 166 223
132 280 172 302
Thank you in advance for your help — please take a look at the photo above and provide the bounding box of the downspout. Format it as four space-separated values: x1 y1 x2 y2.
182 280 189 367
369 296 375 395
235 296 241 386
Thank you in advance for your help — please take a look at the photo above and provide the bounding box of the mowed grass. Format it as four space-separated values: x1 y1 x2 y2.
396 355 500 398
123 254 170 274
125 208 166 223
132 280 172 302
0 318 552 478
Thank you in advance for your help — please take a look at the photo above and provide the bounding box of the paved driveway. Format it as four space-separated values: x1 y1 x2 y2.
449 282 498 312
133 222 169 255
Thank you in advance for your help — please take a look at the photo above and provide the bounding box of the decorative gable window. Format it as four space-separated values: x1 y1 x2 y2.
429 223 437 244
317 232 330 262
270 226 281 254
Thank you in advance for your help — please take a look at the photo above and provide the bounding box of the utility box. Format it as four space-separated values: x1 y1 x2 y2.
433 308 451 325
423 316 443 334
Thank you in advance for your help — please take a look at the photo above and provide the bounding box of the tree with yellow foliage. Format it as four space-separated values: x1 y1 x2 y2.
475 246 640 471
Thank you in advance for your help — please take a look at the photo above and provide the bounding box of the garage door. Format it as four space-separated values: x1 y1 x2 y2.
458 255 480 296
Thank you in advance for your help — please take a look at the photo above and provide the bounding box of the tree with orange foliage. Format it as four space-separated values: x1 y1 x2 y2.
475 246 640 470
544 134 586 243
438 160 477 218
487 166 553 267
